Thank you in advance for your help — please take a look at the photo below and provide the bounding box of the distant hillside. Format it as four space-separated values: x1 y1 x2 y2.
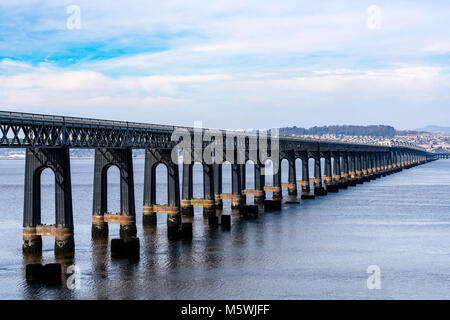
279 125 397 138
416 125 450 134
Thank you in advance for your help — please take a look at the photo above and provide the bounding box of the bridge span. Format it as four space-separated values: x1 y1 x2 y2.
0 111 438 256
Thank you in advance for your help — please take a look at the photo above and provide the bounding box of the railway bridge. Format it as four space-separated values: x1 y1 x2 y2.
0 111 437 256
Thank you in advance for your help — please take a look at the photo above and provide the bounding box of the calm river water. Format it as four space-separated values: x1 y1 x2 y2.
0 158 449 299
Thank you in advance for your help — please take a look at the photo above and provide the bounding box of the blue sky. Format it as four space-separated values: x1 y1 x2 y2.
1 0 450 130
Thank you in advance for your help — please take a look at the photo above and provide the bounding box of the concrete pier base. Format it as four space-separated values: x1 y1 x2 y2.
120 223 137 239
264 199 282 211
220 215 231 229
325 183 339 192
142 212 157 226
181 205 194 217
91 222 108 238
254 194 265 205
55 236 75 256
314 187 327 196
181 222 193 240
242 204 259 218
301 193 315 200
22 235 42 255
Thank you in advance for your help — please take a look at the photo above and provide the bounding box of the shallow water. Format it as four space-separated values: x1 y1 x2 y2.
0 158 449 299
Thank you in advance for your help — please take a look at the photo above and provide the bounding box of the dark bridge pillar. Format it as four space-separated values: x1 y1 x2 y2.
254 161 266 204
92 148 136 238
203 163 216 220
214 163 223 210
324 152 338 192
181 163 194 216
340 151 349 187
287 158 298 196
299 152 312 196
312 151 327 196
23 148 74 256
348 152 357 185
333 152 346 189
231 163 244 210
143 148 181 239
355 152 364 184
273 158 282 201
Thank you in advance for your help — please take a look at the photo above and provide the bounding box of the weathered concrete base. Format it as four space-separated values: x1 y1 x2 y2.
264 199 282 211
220 214 231 229
26 263 62 285
242 204 259 218
337 182 348 189
111 237 140 259
325 184 339 192
202 205 216 218
347 179 357 186
167 212 181 240
254 195 265 205
92 222 108 238
181 205 194 217
314 187 327 196
22 235 42 255
273 192 282 201
215 198 223 211
181 222 193 240
143 213 157 226
55 236 75 256
288 187 298 196
208 215 219 227
301 193 315 200
120 223 137 239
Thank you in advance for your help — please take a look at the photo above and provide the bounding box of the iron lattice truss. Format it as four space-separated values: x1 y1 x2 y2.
0 111 430 155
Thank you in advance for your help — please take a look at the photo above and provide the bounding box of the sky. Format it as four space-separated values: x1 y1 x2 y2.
0 0 449 130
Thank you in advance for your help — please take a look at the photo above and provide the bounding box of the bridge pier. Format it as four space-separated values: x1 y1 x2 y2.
312 152 327 196
181 163 194 216
340 151 349 188
347 152 357 186
92 148 136 239
287 157 298 196
254 161 266 204
214 163 223 210
203 163 217 224
298 152 314 199
231 163 245 211
143 148 182 238
324 152 338 192
23 148 74 256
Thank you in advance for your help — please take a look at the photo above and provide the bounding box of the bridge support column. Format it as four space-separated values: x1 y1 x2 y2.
347 152 357 186
312 152 327 196
214 163 223 210
202 163 217 224
273 159 283 201
231 163 244 211
324 152 338 192
287 158 298 196
142 149 181 238
340 151 349 188
333 152 346 189
23 148 74 256
355 152 364 184
93 148 136 238
254 161 266 204
299 153 314 198
181 163 194 216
